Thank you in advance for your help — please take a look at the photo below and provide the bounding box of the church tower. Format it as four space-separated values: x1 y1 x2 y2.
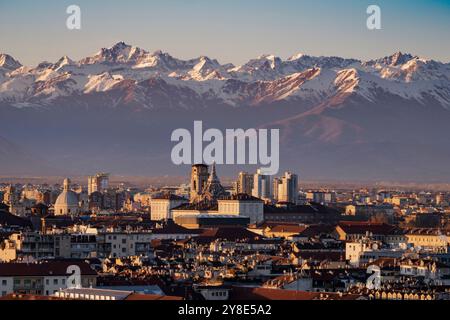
201 162 227 202
190 164 209 202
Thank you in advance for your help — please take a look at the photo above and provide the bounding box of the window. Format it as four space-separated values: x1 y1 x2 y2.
54 279 58 285
1 280 6 286
1 291 6 296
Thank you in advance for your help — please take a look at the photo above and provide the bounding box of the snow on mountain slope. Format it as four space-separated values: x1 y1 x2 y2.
0 43 449 109
0 54 22 71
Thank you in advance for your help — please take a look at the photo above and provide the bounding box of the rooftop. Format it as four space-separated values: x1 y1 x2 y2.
0 260 97 277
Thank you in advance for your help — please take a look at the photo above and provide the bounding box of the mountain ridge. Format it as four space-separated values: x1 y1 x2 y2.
1 42 449 110
1 42 450 181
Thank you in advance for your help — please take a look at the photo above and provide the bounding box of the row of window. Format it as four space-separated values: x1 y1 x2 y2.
12 278 66 286
210 291 227 297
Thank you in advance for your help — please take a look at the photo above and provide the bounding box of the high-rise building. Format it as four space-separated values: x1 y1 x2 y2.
3 185 19 205
252 169 271 200
88 173 109 195
272 177 281 201
277 172 298 204
234 171 254 195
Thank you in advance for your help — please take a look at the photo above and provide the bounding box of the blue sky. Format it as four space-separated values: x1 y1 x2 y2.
1 0 450 66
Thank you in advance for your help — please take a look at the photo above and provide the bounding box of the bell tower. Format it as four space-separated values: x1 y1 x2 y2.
190 164 209 202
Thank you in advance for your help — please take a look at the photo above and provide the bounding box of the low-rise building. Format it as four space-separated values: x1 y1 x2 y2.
0 261 97 297
150 194 188 221
405 229 450 249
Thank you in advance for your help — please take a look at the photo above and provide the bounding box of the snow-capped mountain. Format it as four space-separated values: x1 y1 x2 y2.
0 54 22 71
1 42 450 181
1 42 450 110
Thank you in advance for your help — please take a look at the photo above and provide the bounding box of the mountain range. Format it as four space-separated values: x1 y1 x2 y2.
1 42 449 181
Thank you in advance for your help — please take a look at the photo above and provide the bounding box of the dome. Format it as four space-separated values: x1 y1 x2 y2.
54 178 80 215
55 190 78 207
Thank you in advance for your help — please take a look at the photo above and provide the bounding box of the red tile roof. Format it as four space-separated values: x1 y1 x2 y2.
198 227 261 241
337 222 403 235
297 224 337 237
230 286 364 300
267 224 307 234
152 221 201 235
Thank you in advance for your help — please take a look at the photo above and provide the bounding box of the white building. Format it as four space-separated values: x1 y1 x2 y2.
252 169 271 201
217 194 264 224
0 261 97 297
172 194 264 225
54 178 80 216
276 172 298 204
150 194 188 221
346 241 378 267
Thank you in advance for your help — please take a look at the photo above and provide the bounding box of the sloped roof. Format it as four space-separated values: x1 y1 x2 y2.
337 222 404 235
0 261 97 277
0 210 32 228
297 224 337 237
197 227 262 242
230 286 364 300
152 221 201 235
267 224 307 234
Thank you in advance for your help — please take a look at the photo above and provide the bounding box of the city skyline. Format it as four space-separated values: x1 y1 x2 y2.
2 0 450 307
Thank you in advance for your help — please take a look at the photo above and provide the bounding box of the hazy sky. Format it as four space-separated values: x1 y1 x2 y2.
1 0 450 66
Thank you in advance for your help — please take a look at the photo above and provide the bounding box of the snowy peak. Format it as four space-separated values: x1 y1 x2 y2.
380 51 416 66
1 42 450 109
80 41 147 65
363 51 450 83
247 54 282 70
287 55 359 70
52 56 76 70
287 52 305 61
0 54 22 70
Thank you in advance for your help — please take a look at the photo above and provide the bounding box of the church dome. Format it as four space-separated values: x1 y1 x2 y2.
54 178 80 215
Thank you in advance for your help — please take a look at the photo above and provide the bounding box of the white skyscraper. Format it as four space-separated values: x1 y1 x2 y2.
252 169 272 200
277 172 299 204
